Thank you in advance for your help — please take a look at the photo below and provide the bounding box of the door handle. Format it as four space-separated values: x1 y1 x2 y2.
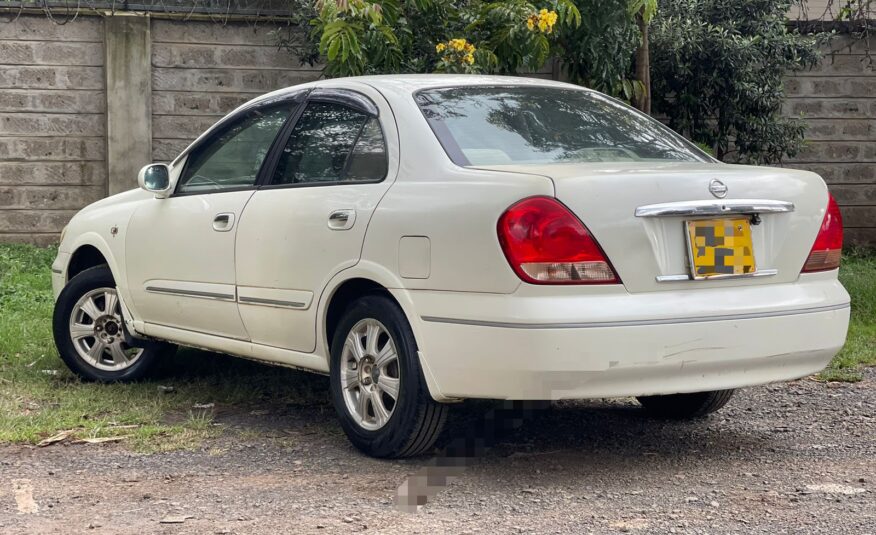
213 212 235 232
328 209 356 231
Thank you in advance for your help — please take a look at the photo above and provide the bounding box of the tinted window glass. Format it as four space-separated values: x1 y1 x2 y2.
272 102 386 185
415 86 709 166
178 105 292 194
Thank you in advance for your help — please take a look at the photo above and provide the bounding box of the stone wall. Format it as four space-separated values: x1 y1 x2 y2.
785 35 876 245
0 16 107 245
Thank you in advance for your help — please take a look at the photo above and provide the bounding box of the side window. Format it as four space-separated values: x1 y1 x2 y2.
271 101 387 185
345 118 388 182
177 104 292 194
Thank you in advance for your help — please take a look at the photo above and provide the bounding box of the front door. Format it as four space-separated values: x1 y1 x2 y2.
126 100 298 338
235 88 398 352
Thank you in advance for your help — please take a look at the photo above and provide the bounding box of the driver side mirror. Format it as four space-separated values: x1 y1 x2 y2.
138 163 172 198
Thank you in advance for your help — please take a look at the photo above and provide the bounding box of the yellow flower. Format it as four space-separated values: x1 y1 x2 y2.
436 42 446 53
464 53 475 65
527 9 557 33
449 38 465 52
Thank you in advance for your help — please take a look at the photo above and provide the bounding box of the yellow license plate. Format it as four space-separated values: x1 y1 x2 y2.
687 218 756 279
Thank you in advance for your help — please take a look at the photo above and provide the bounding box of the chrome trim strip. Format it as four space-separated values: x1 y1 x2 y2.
238 296 306 309
635 199 795 218
421 303 850 330
656 268 778 282
144 286 235 301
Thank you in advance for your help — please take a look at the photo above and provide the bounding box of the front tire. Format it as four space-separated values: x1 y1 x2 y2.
53 265 175 382
636 389 735 419
329 295 447 458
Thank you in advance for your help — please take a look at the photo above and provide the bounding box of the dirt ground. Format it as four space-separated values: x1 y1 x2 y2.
2 368 874 535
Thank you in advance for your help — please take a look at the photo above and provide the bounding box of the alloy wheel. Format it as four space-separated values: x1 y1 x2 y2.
339 318 401 430
69 287 143 372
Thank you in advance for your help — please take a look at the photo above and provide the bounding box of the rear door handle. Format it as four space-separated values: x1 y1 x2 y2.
328 209 356 231
213 212 235 232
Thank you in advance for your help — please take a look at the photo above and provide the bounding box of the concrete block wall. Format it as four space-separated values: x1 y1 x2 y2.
150 20 320 163
0 16 107 246
785 35 876 245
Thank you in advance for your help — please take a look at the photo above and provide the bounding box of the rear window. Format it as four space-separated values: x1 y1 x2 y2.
415 86 709 166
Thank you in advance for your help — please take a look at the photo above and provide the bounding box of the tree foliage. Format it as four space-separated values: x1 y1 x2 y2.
277 0 656 101
281 0 581 77
553 0 643 99
649 0 823 164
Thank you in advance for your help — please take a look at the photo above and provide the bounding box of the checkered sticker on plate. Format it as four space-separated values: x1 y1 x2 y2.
686 218 756 278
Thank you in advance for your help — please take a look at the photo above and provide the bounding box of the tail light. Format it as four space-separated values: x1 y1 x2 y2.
802 193 843 273
497 196 620 284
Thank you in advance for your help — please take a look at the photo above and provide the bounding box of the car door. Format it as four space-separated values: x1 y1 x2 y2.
126 96 302 339
235 87 398 352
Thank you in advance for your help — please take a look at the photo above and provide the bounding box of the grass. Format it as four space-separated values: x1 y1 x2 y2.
0 243 873 448
817 248 876 382
0 244 330 451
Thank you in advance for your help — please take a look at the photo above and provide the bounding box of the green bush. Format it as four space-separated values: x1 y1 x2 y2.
650 0 822 163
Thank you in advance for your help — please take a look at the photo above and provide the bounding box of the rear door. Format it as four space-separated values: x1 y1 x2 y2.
234 86 398 352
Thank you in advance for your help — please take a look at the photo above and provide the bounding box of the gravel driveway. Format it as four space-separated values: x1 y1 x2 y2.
2 368 874 534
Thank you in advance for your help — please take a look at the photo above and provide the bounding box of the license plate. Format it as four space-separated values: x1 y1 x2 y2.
687 218 756 279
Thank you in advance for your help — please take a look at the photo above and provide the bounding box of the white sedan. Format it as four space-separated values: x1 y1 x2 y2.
52 75 850 458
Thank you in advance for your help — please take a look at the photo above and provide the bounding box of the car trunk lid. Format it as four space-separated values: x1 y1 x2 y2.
475 162 829 293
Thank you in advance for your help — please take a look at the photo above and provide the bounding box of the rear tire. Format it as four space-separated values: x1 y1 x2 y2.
636 389 735 419
329 294 447 458
53 265 176 382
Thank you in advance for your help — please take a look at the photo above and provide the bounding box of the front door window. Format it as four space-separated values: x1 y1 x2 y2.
177 105 293 194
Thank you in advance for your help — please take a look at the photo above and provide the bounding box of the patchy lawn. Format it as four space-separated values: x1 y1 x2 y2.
0 244 330 450
0 243 873 448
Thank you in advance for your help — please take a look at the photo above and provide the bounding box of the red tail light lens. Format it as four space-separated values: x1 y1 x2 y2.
802 193 843 273
497 196 620 284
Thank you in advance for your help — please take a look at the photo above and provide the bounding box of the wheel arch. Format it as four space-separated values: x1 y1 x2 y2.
67 244 109 282
317 261 449 401
323 277 394 356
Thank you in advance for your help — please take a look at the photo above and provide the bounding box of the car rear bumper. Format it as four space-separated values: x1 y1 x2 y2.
400 273 850 401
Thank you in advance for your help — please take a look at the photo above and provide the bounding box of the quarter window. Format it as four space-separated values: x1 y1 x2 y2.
177 104 293 194
271 101 387 185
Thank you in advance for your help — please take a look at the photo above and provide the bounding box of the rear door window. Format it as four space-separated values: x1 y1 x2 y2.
271 101 388 186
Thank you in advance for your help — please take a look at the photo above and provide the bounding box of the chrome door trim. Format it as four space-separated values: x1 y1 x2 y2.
144 286 236 301
655 268 778 282
635 199 794 218
238 296 307 309
421 303 850 330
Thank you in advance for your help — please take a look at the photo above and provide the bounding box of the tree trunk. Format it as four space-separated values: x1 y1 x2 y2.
633 10 651 114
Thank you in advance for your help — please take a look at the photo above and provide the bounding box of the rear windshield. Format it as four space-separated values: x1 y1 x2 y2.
415 86 710 166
